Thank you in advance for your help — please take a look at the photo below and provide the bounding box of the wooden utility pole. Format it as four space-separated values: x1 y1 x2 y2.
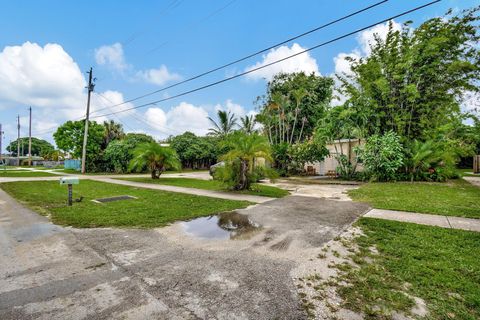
81 67 95 174
28 107 32 166
17 115 20 166
0 123 3 162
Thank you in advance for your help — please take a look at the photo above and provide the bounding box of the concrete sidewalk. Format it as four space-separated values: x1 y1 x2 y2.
95 177 275 203
364 208 480 232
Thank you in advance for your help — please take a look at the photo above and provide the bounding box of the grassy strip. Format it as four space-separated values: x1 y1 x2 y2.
118 177 289 198
457 168 480 178
0 180 251 228
348 179 480 218
332 218 480 319
57 169 208 175
0 170 59 177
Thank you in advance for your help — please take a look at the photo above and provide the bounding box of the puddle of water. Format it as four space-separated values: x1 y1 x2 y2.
181 211 261 240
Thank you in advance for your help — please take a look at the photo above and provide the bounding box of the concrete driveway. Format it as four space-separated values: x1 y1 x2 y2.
0 188 369 319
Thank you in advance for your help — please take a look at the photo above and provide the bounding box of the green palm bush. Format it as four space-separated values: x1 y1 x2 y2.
129 142 181 179
214 132 275 190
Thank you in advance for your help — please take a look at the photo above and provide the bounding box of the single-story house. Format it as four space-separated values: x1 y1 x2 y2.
304 139 364 175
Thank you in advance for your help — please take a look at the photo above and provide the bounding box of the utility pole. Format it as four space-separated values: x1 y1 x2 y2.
0 123 3 163
29 107 32 166
17 115 20 166
81 67 95 174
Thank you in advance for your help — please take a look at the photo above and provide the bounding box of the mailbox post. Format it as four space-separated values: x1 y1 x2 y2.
59 177 79 206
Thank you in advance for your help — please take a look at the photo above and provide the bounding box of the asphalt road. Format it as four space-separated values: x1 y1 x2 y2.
0 186 369 319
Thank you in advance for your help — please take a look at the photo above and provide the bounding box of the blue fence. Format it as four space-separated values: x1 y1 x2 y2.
64 159 81 171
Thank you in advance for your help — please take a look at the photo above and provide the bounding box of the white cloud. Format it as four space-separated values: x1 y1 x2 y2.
143 102 211 137
461 90 480 114
244 43 319 81
145 107 167 131
94 42 128 71
0 42 85 109
136 65 181 86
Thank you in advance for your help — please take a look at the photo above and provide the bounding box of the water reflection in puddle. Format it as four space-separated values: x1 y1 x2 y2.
181 211 261 240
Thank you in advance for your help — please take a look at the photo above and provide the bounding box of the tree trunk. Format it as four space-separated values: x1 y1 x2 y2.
237 159 249 190
151 169 159 179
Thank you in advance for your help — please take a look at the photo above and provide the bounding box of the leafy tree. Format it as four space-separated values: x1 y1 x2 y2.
103 120 125 147
339 8 480 142
256 72 334 144
53 120 105 171
103 133 155 173
239 115 256 134
129 142 181 179
316 105 366 178
168 132 219 169
289 138 329 172
6 137 54 157
43 150 65 161
356 131 404 181
208 110 238 137
215 132 273 190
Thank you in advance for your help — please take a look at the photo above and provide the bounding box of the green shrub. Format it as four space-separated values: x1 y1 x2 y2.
356 131 404 181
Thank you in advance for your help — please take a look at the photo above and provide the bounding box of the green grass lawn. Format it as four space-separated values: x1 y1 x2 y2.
0 170 59 177
57 169 208 175
348 179 480 218
118 177 289 198
333 218 480 319
0 180 251 228
457 168 480 177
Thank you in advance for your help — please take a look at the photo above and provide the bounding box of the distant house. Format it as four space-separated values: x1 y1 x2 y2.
304 139 364 175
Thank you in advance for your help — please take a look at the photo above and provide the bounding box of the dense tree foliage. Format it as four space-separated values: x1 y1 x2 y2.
103 120 125 147
339 8 479 142
103 133 155 173
54 120 129 172
54 120 104 158
168 132 219 169
256 72 334 144
6 137 54 157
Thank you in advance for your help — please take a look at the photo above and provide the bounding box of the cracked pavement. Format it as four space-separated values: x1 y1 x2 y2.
0 185 369 319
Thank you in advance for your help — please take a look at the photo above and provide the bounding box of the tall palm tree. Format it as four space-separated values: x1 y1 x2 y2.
208 110 237 137
221 132 272 190
129 142 181 179
103 120 125 146
290 88 307 144
239 115 256 134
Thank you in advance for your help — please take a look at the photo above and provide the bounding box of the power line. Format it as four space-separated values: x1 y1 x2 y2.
93 92 136 132
94 91 181 135
91 0 441 120
89 0 388 116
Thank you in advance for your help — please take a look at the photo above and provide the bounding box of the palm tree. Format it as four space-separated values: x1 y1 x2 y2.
290 88 307 144
221 132 272 190
103 120 125 146
405 140 441 182
239 115 256 134
129 142 181 179
208 110 237 137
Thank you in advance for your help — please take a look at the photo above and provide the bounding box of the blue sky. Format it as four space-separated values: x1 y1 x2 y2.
0 0 477 148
